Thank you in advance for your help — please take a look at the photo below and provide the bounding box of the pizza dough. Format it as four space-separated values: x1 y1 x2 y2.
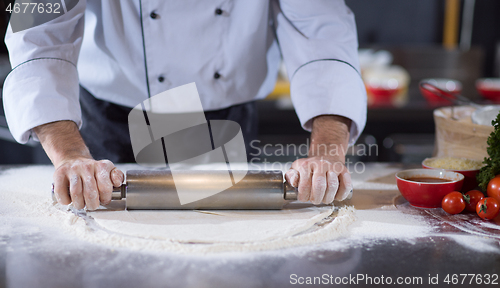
83 203 355 253
89 202 335 243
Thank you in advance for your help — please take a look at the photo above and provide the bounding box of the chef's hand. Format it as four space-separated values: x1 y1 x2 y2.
34 120 124 210
286 156 352 204
53 158 124 210
285 115 353 204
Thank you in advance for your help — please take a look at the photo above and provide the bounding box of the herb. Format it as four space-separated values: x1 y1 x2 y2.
477 112 500 191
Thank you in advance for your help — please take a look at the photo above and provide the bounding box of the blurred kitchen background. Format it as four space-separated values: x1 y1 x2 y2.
1 0 500 165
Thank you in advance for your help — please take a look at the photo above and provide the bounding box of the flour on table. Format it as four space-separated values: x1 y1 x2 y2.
4 165 496 254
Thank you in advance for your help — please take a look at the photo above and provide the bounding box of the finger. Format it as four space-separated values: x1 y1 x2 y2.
111 168 125 187
54 171 71 205
310 171 327 205
323 171 339 204
285 169 300 187
291 161 311 202
81 165 100 210
68 174 84 209
95 160 114 205
335 171 353 201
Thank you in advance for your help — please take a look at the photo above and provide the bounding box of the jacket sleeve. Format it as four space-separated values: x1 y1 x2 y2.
3 0 86 143
274 0 367 145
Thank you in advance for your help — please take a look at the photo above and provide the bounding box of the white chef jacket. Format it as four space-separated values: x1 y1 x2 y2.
3 0 366 146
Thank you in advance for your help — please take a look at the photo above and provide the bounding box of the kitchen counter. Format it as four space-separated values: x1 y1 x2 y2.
1 163 499 288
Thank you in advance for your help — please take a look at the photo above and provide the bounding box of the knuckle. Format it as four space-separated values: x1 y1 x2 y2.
83 163 94 174
299 164 310 174
98 169 110 181
100 159 113 166
319 158 332 165
303 158 313 166
309 162 320 171
69 160 83 169
295 158 305 164
68 164 79 173
294 159 307 169
97 161 109 171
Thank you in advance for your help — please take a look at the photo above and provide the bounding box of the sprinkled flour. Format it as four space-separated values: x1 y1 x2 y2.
0 164 498 255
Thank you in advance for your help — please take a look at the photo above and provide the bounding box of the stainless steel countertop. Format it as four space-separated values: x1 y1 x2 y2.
1 163 499 288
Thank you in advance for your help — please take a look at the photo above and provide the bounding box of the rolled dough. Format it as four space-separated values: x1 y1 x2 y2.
89 202 335 243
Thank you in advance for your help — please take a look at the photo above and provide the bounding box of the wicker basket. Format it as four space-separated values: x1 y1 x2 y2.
434 106 493 161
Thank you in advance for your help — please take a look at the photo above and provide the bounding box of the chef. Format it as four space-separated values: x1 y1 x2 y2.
3 0 366 210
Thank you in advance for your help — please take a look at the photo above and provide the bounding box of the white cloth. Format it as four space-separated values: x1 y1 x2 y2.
3 0 366 145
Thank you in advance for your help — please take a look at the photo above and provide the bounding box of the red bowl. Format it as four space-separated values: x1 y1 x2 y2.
476 78 500 102
422 158 480 192
396 169 464 208
366 86 403 107
419 78 462 104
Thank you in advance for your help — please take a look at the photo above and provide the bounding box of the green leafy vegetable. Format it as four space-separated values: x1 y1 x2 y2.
477 112 500 191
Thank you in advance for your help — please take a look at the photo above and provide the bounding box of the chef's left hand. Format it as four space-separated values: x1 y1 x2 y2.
286 156 352 204
285 115 353 205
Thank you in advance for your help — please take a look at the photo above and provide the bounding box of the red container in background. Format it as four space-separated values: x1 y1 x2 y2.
364 65 409 107
422 159 479 192
476 78 500 102
365 86 402 105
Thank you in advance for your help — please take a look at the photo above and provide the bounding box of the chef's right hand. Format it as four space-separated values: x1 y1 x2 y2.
53 158 124 210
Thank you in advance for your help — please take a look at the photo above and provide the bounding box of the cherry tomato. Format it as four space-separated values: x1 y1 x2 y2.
441 191 466 215
464 190 485 212
487 175 500 203
476 197 500 220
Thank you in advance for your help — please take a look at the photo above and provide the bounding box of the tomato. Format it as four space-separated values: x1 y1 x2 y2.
476 197 500 220
487 175 500 203
464 190 485 212
441 191 466 215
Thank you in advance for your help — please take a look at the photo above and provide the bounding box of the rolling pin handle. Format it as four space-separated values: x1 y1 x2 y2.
284 181 298 201
112 185 126 200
